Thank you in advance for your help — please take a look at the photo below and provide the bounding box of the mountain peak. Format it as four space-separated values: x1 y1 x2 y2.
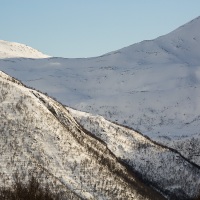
182 15 200 26
0 40 49 58
168 15 200 35
104 16 200 66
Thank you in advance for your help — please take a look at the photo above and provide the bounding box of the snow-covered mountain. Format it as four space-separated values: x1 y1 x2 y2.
0 16 200 167
0 71 167 200
69 108 200 199
0 16 200 198
1 70 200 199
0 40 49 58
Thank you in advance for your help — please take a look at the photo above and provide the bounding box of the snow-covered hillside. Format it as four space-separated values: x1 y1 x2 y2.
69 108 200 199
0 71 166 200
0 17 200 165
0 40 49 58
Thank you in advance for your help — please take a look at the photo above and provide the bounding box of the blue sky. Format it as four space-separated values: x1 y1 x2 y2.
1 1 200 58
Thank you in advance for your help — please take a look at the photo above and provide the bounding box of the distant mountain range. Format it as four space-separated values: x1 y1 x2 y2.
0 16 200 199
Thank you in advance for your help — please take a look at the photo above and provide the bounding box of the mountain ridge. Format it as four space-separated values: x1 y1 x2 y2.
102 16 200 63
0 70 167 200
68 107 200 199
2 70 200 199
1 16 199 60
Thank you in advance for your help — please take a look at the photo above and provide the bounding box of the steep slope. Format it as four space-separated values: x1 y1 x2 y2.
0 40 49 58
106 16 200 66
0 16 200 165
69 108 200 199
0 71 165 200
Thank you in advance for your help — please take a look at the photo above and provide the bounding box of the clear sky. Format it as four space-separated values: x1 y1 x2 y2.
0 0 200 58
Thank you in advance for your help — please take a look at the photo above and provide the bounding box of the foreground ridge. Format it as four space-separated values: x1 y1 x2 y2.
69 108 200 199
0 71 166 199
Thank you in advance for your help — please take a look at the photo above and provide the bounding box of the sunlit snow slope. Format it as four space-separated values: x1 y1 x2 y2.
0 17 200 165
0 40 49 58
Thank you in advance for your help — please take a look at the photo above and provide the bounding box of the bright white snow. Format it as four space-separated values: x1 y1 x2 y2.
0 40 49 58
